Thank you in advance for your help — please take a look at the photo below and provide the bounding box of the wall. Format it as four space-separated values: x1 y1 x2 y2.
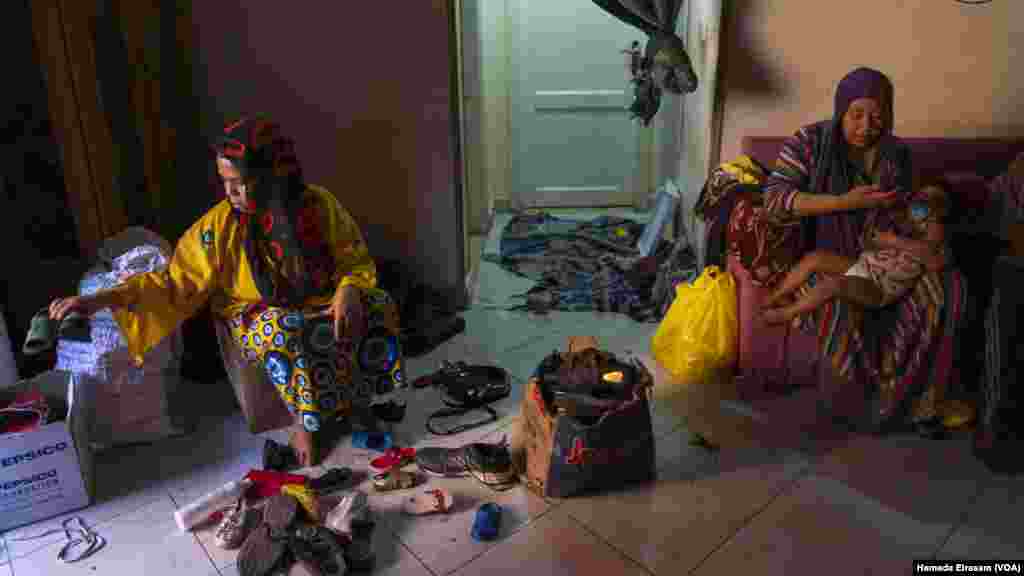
718 0 1024 162
191 1 465 304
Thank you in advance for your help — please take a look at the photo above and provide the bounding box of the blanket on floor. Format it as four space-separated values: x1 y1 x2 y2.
483 212 698 321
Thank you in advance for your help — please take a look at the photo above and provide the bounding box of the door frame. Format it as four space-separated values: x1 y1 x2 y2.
31 0 128 260
449 0 471 307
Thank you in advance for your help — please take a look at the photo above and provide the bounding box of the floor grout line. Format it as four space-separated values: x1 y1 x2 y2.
929 475 993 560
443 504 560 576
180 482 222 576
684 465 813 575
565 512 656 576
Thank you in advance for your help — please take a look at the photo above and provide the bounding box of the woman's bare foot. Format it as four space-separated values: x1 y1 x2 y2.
761 306 794 326
289 427 319 468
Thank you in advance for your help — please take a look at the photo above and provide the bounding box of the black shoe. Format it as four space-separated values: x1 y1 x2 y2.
263 439 300 473
370 400 406 423
308 467 354 495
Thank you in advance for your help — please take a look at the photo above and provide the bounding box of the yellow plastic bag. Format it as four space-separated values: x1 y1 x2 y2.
651 266 738 387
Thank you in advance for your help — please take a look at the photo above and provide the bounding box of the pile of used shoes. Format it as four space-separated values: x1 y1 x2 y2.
173 429 519 575
172 439 373 576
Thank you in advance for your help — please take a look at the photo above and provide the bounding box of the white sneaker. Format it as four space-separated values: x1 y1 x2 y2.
213 498 251 550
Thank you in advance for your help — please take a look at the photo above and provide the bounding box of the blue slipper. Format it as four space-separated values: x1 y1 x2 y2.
352 431 393 452
471 503 502 542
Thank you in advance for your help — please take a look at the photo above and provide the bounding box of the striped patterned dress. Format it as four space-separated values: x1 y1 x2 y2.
745 123 967 427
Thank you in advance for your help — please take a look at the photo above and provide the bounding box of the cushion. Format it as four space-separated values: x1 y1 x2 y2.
941 172 991 227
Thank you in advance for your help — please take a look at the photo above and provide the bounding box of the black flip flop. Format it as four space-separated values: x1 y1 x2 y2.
289 525 348 576
308 467 354 495
263 439 300 473
371 400 406 423
237 525 288 576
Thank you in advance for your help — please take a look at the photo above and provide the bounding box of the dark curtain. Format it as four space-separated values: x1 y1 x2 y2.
593 0 696 124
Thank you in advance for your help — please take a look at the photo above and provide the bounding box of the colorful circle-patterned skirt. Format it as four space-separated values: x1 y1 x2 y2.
229 287 404 432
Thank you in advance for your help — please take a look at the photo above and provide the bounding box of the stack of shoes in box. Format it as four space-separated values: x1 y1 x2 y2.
537 343 640 425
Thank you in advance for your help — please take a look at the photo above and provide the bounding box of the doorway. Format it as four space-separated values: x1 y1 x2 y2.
455 0 691 298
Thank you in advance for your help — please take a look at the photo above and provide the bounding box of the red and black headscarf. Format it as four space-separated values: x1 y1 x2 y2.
215 116 334 306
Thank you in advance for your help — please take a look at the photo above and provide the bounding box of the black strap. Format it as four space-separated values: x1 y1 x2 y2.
424 363 510 435
426 398 500 436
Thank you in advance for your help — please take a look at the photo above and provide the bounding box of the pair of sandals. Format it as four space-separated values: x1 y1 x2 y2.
23 309 91 355
238 494 360 576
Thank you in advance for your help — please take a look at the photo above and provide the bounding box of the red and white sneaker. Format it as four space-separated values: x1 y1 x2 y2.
368 447 416 475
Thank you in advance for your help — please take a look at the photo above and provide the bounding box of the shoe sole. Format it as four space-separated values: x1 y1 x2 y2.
469 468 517 487
417 465 468 479
418 463 516 486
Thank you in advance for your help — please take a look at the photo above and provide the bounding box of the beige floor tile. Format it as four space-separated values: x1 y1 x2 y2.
814 434 992 526
373 475 551 576
10 497 215 576
692 475 950 576
451 508 650 576
561 446 809 575
937 476 1024 560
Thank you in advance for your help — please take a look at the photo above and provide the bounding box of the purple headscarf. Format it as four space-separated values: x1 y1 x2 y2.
834 67 894 134
804 67 910 258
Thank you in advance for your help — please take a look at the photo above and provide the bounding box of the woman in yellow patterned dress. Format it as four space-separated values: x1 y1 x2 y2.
47 116 404 466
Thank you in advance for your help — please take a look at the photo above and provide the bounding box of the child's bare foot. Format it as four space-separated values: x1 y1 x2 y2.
289 428 319 468
761 307 793 326
762 291 783 308
763 289 795 309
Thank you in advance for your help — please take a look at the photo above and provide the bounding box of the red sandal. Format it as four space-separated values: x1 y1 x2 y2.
368 446 416 475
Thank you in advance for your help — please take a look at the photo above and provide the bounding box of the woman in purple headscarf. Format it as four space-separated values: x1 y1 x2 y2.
734 67 966 432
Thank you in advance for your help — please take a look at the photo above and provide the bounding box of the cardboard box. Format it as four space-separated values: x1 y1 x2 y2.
0 370 94 532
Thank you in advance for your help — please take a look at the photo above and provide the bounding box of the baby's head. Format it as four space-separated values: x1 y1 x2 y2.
911 179 949 223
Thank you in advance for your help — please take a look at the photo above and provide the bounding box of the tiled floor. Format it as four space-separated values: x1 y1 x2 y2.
3 211 1021 575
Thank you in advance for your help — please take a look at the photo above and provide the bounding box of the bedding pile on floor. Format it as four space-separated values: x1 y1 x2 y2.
483 211 698 321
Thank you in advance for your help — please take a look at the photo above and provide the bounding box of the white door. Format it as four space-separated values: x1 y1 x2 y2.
510 0 648 208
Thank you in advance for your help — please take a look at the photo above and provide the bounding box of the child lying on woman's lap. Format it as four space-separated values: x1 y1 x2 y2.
761 181 948 325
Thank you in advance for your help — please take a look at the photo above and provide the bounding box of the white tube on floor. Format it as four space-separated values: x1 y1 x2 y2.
174 478 253 532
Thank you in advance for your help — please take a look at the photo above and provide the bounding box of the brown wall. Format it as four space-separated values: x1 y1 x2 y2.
718 0 1024 162
191 1 464 303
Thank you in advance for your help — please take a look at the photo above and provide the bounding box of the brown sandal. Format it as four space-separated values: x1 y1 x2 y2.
237 494 300 576
237 525 288 576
